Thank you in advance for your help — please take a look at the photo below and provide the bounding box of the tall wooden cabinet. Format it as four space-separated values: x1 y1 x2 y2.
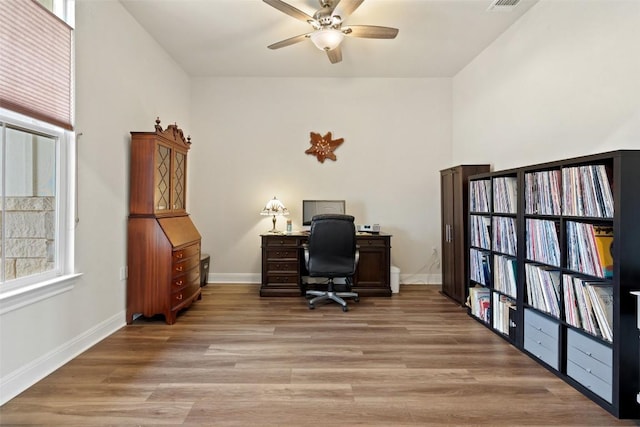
126 118 202 325
440 165 490 304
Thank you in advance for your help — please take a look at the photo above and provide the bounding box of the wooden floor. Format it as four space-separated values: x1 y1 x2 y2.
1 284 637 426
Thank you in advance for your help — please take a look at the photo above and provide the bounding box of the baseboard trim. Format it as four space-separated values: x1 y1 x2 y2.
0 310 125 405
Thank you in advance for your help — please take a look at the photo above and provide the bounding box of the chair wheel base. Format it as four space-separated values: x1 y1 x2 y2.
342 305 348 312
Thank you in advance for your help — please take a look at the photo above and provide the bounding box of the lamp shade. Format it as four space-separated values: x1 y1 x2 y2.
310 28 344 51
260 197 289 216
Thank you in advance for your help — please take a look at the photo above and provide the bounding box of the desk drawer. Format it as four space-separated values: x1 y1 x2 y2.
358 238 387 247
266 274 299 285
264 237 299 247
266 248 298 260
268 260 298 273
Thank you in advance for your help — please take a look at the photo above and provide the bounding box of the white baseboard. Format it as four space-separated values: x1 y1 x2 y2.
206 273 442 285
208 273 261 284
0 311 125 406
402 273 441 285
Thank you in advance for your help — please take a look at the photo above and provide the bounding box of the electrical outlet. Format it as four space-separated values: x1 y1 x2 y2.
120 266 128 281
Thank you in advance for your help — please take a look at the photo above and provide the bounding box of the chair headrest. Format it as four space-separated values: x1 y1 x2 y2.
311 214 355 223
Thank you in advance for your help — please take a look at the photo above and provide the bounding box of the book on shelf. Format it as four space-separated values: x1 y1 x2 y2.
470 248 491 286
525 170 561 215
526 218 561 266
525 263 560 318
493 293 516 336
567 221 613 278
562 165 614 218
467 286 491 323
492 216 517 256
563 274 613 342
470 215 491 249
586 283 613 342
469 180 491 212
593 226 614 279
493 254 517 298
493 176 518 214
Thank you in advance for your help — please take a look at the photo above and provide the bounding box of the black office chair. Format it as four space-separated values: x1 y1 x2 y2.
304 214 359 312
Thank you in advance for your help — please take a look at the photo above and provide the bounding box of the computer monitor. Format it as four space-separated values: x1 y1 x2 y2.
302 200 346 226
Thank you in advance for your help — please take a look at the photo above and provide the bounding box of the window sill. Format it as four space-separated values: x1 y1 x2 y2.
0 273 83 315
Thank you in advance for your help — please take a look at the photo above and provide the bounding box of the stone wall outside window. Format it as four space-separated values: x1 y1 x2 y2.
2 196 55 280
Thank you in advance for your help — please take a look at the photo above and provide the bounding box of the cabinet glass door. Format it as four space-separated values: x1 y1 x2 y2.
155 144 171 211
173 151 186 210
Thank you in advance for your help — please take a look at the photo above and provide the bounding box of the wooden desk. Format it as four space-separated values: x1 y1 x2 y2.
260 232 392 297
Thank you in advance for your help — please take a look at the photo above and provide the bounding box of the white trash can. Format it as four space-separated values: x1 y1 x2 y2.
390 265 400 294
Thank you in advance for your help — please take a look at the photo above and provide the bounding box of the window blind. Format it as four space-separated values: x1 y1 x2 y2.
0 0 73 130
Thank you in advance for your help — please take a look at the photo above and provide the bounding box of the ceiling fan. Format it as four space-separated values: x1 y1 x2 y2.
263 0 399 64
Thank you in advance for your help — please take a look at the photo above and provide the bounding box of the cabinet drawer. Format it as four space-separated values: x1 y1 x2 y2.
266 248 298 259
172 266 199 290
524 323 558 353
567 329 612 368
173 244 200 262
524 308 559 341
172 282 200 308
172 256 199 275
567 360 612 403
524 336 559 369
567 329 612 403
268 261 298 273
524 309 559 369
264 237 299 247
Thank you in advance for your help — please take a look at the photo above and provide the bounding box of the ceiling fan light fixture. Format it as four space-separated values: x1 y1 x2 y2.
310 28 344 51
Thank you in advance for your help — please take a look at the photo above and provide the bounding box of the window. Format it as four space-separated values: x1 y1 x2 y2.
0 0 76 307
0 109 75 293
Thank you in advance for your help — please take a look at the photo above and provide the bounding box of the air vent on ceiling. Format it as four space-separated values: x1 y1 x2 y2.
487 0 521 11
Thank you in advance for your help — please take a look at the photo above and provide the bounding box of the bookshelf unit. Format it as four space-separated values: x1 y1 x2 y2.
466 150 640 419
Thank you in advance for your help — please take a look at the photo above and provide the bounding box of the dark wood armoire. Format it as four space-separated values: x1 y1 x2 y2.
126 118 202 325
440 164 490 305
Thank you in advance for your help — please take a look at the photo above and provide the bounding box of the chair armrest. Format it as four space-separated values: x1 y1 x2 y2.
302 243 310 267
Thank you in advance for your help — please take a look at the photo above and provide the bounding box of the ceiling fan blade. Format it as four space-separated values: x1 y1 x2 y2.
344 25 399 39
334 0 364 19
263 0 313 23
268 33 310 50
326 46 342 64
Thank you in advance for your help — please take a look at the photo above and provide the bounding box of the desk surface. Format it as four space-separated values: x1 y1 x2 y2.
261 231 391 237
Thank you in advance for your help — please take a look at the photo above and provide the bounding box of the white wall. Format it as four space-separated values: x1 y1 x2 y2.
0 0 190 404
189 77 451 283
453 0 640 170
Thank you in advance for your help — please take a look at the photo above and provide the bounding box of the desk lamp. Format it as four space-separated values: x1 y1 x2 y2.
260 196 289 233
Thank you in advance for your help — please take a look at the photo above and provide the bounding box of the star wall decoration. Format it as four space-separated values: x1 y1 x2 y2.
305 131 344 163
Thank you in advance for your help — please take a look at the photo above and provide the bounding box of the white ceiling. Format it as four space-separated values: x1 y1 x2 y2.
119 0 539 78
